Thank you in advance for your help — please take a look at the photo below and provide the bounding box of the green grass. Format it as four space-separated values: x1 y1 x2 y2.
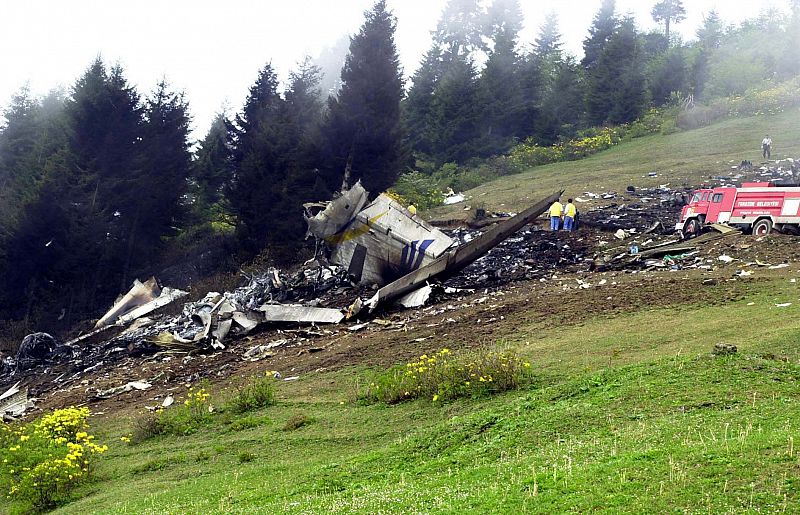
26 275 798 514
429 109 800 219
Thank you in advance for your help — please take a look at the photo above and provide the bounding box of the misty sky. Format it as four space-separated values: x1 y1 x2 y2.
0 0 791 140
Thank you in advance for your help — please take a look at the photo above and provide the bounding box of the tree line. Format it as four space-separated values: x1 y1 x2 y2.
1 0 799 330
405 0 800 168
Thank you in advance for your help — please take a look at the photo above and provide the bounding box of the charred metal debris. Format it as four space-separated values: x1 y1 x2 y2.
2 184 571 409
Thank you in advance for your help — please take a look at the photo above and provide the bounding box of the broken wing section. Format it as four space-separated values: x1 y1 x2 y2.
307 185 455 286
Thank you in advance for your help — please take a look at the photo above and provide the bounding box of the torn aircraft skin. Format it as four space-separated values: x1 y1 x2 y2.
95 277 162 328
306 182 455 286
364 190 564 310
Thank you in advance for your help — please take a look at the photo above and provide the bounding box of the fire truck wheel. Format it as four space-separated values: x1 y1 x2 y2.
752 219 773 236
682 218 700 239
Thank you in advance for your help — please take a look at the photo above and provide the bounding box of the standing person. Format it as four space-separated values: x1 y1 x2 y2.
563 198 577 231
762 135 772 159
548 198 563 231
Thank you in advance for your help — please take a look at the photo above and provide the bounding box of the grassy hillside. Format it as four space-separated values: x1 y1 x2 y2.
33 275 799 514
430 109 800 219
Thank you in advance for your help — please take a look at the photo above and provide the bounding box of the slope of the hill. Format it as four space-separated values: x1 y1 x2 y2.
430 109 800 221
47 275 800 514
3 111 800 514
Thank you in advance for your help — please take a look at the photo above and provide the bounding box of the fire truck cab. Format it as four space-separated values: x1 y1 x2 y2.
676 182 800 238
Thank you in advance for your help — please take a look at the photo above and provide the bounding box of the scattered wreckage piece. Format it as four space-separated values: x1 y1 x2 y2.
116 287 188 326
306 181 455 286
94 277 188 329
258 304 345 324
364 191 563 310
96 277 159 328
243 339 290 361
16 332 60 370
94 380 152 400
397 284 433 308
304 181 370 240
600 229 741 270
0 382 35 420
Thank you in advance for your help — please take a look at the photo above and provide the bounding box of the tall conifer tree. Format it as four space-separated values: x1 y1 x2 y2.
582 0 618 71
323 0 406 194
651 0 686 42
476 0 524 155
228 64 292 251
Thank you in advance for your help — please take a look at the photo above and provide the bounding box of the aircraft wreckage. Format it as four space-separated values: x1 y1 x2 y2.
1 184 561 412
304 182 562 309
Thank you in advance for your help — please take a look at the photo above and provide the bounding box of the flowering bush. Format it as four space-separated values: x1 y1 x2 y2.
226 373 276 414
725 79 800 117
34 406 90 443
133 385 218 442
678 79 800 130
362 348 534 404
0 407 107 510
507 120 653 172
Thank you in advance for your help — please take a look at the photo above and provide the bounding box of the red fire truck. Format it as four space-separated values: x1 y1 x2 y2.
676 182 800 238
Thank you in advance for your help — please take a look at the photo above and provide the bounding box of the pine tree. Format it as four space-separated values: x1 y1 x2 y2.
648 47 688 105
127 80 192 281
428 53 480 164
323 0 406 194
586 16 646 126
690 10 724 100
582 0 617 71
696 9 724 49
403 46 445 156
528 12 569 143
434 0 485 58
0 85 41 231
475 0 524 155
228 63 293 251
68 61 145 293
651 0 686 42
534 10 565 90
778 0 800 78
192 112 234 216
606 17 646 124
283 57 330 232
539 58 584 142
284 56 325 179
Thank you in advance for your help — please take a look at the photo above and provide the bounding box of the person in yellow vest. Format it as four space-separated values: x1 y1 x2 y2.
548 198 563 231
563 198 577 231
408 204 417 215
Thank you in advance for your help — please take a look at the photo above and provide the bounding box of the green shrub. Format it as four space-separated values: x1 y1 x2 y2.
0 407 108 511
677 79 800 131
389 171 443 210
226 375 276 414
131 411 166 443
227 414 270 432
361 348 535 404
282 413 314 431
133 386 215 441
237 451 256 463
660 118 679 135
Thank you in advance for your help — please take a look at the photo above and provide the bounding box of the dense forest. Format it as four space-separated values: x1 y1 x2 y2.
1 0 799 330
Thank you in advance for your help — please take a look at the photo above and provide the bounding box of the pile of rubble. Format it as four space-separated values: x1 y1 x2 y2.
579 186 689 234
0 187 571 418
444 228 591 288
711 157 798 186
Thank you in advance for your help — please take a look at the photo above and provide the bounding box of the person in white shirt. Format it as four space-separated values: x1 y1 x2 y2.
762 135 772 159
